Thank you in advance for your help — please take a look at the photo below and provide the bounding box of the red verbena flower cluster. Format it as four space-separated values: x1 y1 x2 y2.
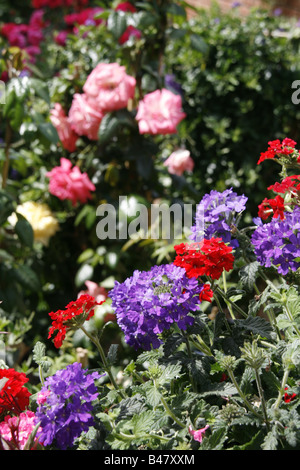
258 194 285 220
257 138 298 165
199 283 214 302
48 294 104 348
174 238 234 281
284 387 297 403
269 174 300 198
0 369 31 416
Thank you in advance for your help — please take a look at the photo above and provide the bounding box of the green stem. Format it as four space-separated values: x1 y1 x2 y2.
38 365 44 386
2 123 12 189
181 329 197 392
160 394 186 429
283 301 300 338
254 369 270 431
191 335 213 356
274 369 290 410
80 325 126 399
215 286 248 318
227 368 262 420
222 271 236 319
116 431 170 442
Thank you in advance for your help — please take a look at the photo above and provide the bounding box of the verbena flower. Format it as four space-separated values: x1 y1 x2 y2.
48 294 104 348
0 411 41 450
35 362 101 450
188 424 209 443
109 264 204 350
251 207 300 275
258 194 285 220
0 368 31 416
189 188 247 247
174 238 234 280
257 138 298 165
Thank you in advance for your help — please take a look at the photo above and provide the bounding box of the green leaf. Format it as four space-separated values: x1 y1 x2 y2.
236 316 273 340
0 190 15 225
75 263 94 287
98 113 119 143
200 427 227 450
190 34 209 54
15 213 34 248
132 410 156 435
13 264 40 291
239 261 260 292
32 341 51 373
28 78 50 104
107 11 127 39
38 122 59 144
146 385 161 407
107 344 119 365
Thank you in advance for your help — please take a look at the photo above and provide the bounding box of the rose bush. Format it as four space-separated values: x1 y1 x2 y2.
0 0 300 452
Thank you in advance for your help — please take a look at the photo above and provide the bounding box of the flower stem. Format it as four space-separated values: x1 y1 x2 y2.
274 369 290 410
160 394 186 429
254 369 270 431
226 368 262 420
80 325 126 399
222 271 235 319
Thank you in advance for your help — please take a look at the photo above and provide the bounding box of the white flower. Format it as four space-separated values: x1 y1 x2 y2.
9 201 59 246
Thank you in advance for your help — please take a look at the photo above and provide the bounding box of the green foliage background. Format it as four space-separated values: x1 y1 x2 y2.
0 0 300 450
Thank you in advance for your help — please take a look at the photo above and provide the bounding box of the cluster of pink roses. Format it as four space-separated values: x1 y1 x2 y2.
1 10 45 65
50 61 136 149
51 62 187 149
48 59 189 204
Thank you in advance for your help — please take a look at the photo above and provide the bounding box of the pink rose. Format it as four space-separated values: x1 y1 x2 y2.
119 25 142 45
115 2 137 12
54 30 68 46
83 62 136 112
68 93 104 141
163 149 194 176
78 280 107 303
50 103 78 152
46 157 96 206
135 88 186 135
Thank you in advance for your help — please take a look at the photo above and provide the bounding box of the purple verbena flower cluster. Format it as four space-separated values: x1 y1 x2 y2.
109 264 204 351
190 188 247 247
251 207 300 275
35 362 101 450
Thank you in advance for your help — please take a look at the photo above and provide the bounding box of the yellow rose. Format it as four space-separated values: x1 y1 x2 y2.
10 201 59 246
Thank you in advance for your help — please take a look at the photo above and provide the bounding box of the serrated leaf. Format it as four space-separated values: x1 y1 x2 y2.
200 427 226 450
132 410 156 435
146 385 161 407
157 363 182 386
239 261 260 292
236 316 273 340
107 343 118 365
